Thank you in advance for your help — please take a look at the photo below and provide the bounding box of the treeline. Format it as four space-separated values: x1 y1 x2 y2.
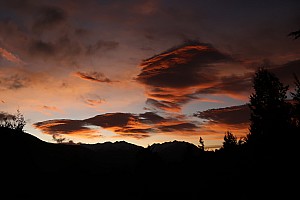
216 67 300 156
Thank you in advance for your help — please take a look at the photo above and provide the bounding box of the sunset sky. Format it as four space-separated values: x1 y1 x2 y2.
1 0 300 149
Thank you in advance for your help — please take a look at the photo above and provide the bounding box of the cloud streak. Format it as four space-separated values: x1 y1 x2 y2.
74 71 115 83
34 111 200 139
137 41 232 88
195 104 250 125
194 104 251 138
0 47 23 64
0 74 30 90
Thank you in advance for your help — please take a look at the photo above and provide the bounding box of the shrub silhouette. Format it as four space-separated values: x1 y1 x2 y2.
0 109 26 131
220 131 238 152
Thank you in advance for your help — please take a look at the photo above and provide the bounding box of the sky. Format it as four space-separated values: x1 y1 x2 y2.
0 0 300 149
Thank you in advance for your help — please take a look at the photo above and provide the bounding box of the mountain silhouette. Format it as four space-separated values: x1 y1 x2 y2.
0 126 297 199
148 140 201 163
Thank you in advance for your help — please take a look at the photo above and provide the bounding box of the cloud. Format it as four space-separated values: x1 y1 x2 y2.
83 99 105 107
33 119 100 139
146 98 182 112
0 47 23 64
29 39 56 57
0 74 30 90
0 4 119 66
74 71 115 83
270 59 300 87
137 40 300 113
80 94 106 107
196 73 253 100
158 122 198 133
35 105 64 116
86 40 119 55
136 40 236 112
136 40 232 88
194 104 251 138
85 112 200 137
34 111 200 139
32 5 67 33
195 104 250 125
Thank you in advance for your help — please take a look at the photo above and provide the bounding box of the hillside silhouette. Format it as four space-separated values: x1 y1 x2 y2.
1 67 299 199
0 127 297 199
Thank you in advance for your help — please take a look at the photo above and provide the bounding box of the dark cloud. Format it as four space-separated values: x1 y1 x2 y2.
114 128 155 139
0 3 119 66
27 36 118 61
34 112 156 139
27 35 83 60
158 123 198 133
0 0 40 12
0 74 30 90
34 119 89 135
136 40 232 88
193 104 251 139
84 112 165 130
85 113 138 128
74 71 115 83
139 112 165 124
194 104 250 125
196 73 253 97
138 41 299 113
270 59 300 87
0 19 29 52
29 39 56 57
32 6 67 33
86 40 119 55
136 40 236 112
234 59 300 94
34 111 200 139
146 98 181 112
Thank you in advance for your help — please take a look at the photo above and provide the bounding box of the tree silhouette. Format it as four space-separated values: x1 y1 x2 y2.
198 136 205 151
246 67 290 150
0 109 26 131
52 134 66 143
291 73 300 128
220 131 238 152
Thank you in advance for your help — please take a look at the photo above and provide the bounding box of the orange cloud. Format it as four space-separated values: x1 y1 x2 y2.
74 71 115 83
33 119 101 139
34 112 201 139
136 41 251 112
35 105 64 116
195 104 250 125
194 104 251 145
83 98 105 107
0 47 23 64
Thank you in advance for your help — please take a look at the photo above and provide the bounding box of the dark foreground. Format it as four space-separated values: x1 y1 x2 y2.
0 127 298 199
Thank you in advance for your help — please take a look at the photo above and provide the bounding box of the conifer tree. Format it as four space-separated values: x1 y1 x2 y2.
247 67 290 149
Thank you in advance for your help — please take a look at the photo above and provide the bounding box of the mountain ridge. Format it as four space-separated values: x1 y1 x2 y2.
1 126 294 198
